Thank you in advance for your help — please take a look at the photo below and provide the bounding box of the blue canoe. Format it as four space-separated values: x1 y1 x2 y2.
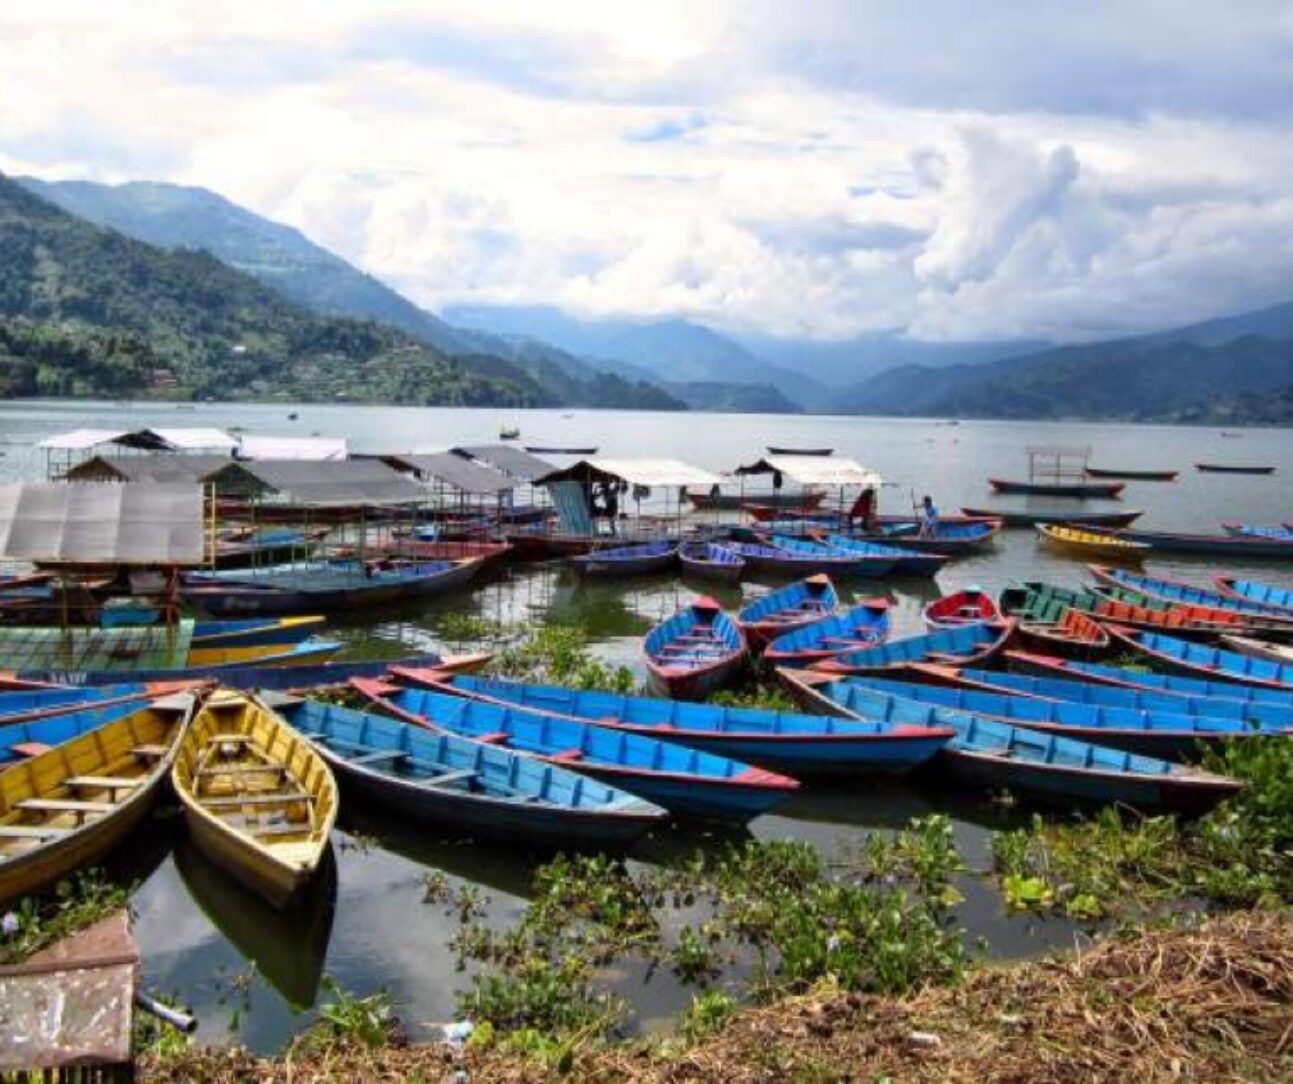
0 680 203 727
391 670 953 777
1105 626 1293 692
351 679 798 822
1089 566 1293 621
720 540 863 578
570 541 678 577
191 617 327 650
917 663 1293 730
737 574 841 652
868 518 1001 554
0 695 178 768
644 598 748 700
268 695 665 848
779 671 1241 814
821 535 949 577
765 536 900 578
763 599 891 667
821 673 1290 759
812 620 1015 676
678 542 745 584
1221 524 1293 542
1214 576 1293 615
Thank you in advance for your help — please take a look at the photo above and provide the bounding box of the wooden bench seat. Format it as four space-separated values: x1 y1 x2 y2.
350 749 407 766
66 775 141 792
423 768 477 787
548 748 585 762
0 824 71 839
132 744 171 759
198 763 284 777
17 798 113 816
200 792 312 809
9 742 52 758
248 822 312 839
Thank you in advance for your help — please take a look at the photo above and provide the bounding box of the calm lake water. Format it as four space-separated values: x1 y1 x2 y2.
1 399 1290 1049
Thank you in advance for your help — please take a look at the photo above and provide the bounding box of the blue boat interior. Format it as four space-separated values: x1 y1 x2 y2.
765 601 890 655
646 604 743 671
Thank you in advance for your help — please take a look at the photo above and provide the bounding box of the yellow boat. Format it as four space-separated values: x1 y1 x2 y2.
0 692 199 904
1035 524 1150 562
172 689 336 909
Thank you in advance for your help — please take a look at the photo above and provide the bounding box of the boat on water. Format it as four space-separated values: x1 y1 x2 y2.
499 426 521 441
1220 524 1293 542
988 478 1126 499
172 689 337 909
351 679 797 823
1010 604 1109 660
961 506 1143 529
1005 650 1293 708
269 694 666 846
866 517 1002 554
215 527 330 570
1035 523 1149 562
811 620 1016 677
737 575 840 652
1081 525 1293 560
678 541 745 584
1088 566 1293 620
0 680 202 730
1219 634 1293 666
523 446 599 455
765 535 900 578
688 489 826 513
1087 583 1293 641
720 540 863 578
1195 463 1275 475
778 671 1241 814
0 691 198 904
395 671 953 776
1103 626 1293 693
799 673 1288 760
743 502 843 523
570 541 678 577
644 598 748 700
817 534 949 577
922 588 1001 631
1085 466 1178 481
1213 576 1293 614
763 598 891 666
0 692 192 771
767 446 834 456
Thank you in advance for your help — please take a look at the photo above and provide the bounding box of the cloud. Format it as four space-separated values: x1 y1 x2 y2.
625 112 709 143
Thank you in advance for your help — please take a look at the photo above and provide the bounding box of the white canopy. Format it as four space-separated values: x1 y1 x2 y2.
37 427 236 453
737 455 883 487
535 457 724 488
37 428 133 451
150 427 238 451
237 435 348 461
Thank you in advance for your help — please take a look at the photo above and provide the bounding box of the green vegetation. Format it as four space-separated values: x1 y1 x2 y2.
0 869 129 966
489 623 638 693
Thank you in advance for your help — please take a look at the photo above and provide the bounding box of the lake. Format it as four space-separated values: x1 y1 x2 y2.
0 399 1290 1049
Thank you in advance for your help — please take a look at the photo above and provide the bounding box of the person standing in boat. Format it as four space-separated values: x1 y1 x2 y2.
848 486 878 531
918 494 939 538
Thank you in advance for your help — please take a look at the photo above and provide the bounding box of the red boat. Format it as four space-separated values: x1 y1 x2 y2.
1015 608 1110 661
922 589 1001 631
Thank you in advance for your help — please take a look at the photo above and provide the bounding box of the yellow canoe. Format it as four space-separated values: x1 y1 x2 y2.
1036 524 1150 561
0 692 198 905
172 689 336 910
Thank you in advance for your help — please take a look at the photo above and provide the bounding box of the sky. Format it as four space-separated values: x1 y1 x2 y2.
3 1 1293 343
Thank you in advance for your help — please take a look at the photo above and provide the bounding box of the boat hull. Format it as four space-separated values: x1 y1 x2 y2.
647 650 746 701
1085 467 1178 481
678 544 745 584
988 479 1125 499
961 507 1142 528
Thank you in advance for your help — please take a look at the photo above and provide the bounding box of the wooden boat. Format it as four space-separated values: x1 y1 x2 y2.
191 617 327 651
816 535 949 577
809 673 1289 761
346 538 513 565
172 689 337 909
1213 576 1293 614
922 589 1001 630
763 599 891 667
1082 525 1293 559
1103 626 1293 693
1088 566 1293 620
744 502 840 523
0 692 197 904
721 540 863 578
1014 607 1109 660
269 695 666 847
1004 651 1293 708
988 478 1125 499
737 575 840 652
1195 463 1275 475
812 620 1015 677
865 517 1002 554
1035 523 1149 562
351 680 798 823
182 557 487 616
1085 466 1178 481
1220 524 1293 543
571 541 678 577
764 535 900 578
395 671 953 777
644 598 748 700
524 446 598 455
911 663 1293 732
779 671 1240 814
961 506 1143 529
216 527 329 570
767 446 834 456
0 697 184 770
0 682 202 754
678 542 745 584
688 489 825 513
1220 634 1293 666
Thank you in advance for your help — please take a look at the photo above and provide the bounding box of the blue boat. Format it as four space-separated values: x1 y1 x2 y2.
868 518 1001 554
268 695 665 848
1089 566 1293 620
918 664 1293 730
763 599 891 667
1214 576 1293 615
1105 626 1293 692
190 617 327 650
737 575 841 652
644 598 748 700
818 673 1290 759
351 679 798 822
0 697 168 768
812 620 1015 676
678 542 745 584
765 536 900 578
720 540 862 577
779 671 1241 814
392 670 954 776
0 680 202 727
570 541 678 577
1005 650 1293 708
820 535 949 577
1221 523 1293 542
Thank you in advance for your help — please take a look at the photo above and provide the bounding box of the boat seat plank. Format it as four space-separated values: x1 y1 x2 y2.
198 763 284 777
424 769 477 787
132 744 171 759
66 775 141 791
0 824 71 839
350 750 407 766
472 732 511 745
209 734 254 745
17 798 114 815
549 748 584 762
200 791 313 809
247 822 312 839
9 742 52 758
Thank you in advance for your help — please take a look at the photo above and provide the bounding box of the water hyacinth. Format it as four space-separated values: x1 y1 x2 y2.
1 912 18 936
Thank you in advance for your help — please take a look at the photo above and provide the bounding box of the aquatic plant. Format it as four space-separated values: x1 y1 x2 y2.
489 623 637 693
0 869 129 966
295 977 402 1052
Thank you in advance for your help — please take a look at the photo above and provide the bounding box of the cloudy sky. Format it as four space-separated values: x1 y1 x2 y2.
4 1 1293 342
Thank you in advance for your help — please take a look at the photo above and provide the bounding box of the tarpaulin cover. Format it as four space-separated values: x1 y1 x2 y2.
389 453 514 494
735 455 882 487
236 435 348 461
234 459 424 507
454 445 554 482
65 454 244 483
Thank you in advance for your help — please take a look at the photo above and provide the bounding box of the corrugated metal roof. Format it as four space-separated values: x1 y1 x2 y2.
736 455 883 486
235 459 424 507
0 483 205 565
237 435 348 461
534 457 724 488
65 454 244 483
389 454 514 494
454 445 553 483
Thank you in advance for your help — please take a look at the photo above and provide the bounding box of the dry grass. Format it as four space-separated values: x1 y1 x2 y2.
141 911 1293 1083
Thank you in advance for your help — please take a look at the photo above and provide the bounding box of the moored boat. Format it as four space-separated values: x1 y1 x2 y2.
818 534 949 577
1035 523 1149 562
767 446 834 456
961 506 1143 529
922 588 1001 630
1089 566 1293 620
268 694 666 846
172 689 337 909
763 598 891 666
988 478 1125 499
678 541 745 584
0 697 181 769
867 517 1002 554
0 691 197 904
737 574 840 652
1195 463 1276 475
1085 466 1178 481
720 540 861 577
1217 634 1293 667
1220 524 1293 542
812 620 1015 677
350 679 797 823
1014 607 1109 660
780 671 1242 813
570 541 678 577
765 535 900 578
394 671 953 776
0 680 201 729
644 599 748 700
1213 576 1293 614
688 489 825 513
1082 526 1293 560
1103 626 1293 693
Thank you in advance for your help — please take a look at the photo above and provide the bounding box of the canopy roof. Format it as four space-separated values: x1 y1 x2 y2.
0 483 205 565
385 453 514 495
534 457 724 488
64 454 248 484
735 455 883 487
236 435 348 461
38 427 237 453
149 427 238 451
235 459 423 507
454 445 553 483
